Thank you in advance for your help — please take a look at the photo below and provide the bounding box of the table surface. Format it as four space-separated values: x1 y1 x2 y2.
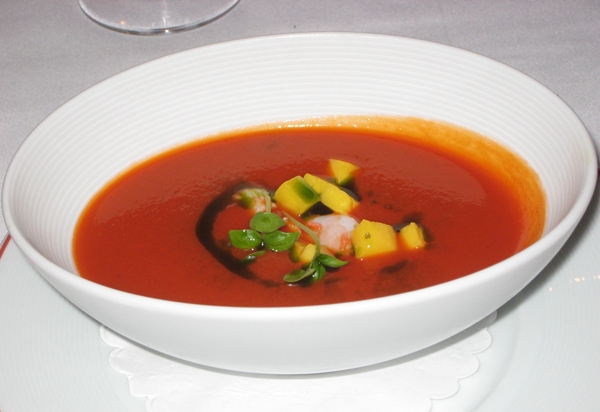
1 1 599 411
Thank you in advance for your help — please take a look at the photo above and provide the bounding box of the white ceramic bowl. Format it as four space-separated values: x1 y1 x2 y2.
3 33 597 374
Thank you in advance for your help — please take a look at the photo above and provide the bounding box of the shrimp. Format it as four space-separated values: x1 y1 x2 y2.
309 214 358 255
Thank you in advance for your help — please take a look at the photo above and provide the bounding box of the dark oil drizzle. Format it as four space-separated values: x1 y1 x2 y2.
195 182 279 288
379 259 408 274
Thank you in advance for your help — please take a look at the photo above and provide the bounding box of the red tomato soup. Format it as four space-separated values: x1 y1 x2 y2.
73 117 545 307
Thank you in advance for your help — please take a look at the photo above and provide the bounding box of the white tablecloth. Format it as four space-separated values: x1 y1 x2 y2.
1 2 599 411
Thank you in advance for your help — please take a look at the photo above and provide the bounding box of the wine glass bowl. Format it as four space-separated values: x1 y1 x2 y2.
78 0 240 34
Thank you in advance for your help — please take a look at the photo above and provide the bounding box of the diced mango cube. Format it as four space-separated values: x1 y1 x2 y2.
290 240 307 262
329 159 359 185
291 241 333 264
303 173 330 194
399 222 426 250
273 176 319 215
351 220 398 258
298 243 317 264
303 173 359 214
320 184 359 214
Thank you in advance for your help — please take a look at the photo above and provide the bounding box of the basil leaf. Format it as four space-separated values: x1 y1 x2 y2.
318 254 349 268
283 267 316 283
228 229 262 249
241 250 265 263
313 262 327 281
263 230 300 252
250 212 285 233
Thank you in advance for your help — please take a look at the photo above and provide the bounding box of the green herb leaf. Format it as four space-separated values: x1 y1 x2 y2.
283 267 316 283
241 250 266 263
317 254 349 268
228 229 262 249
263 230 300 252
314 262 327 281
250 212 285 233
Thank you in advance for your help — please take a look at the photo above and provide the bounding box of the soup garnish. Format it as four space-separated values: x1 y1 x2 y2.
224 158 427 284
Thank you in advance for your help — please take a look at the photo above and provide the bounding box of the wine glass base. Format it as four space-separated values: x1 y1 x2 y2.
78 0 240 35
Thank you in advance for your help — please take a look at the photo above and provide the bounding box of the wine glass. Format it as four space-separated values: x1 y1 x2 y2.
78 0 240 35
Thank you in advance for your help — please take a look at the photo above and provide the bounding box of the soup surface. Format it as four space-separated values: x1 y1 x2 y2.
73 117 545 307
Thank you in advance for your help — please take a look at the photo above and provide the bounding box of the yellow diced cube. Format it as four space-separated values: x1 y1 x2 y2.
352 220 398 258
303 173 330 194
273 176 319 215
320 184 359 214
303 173 359 214
329 159 359 185
399 222 426 250
290 241 307 262
292 242 333 264
298 243 317 264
